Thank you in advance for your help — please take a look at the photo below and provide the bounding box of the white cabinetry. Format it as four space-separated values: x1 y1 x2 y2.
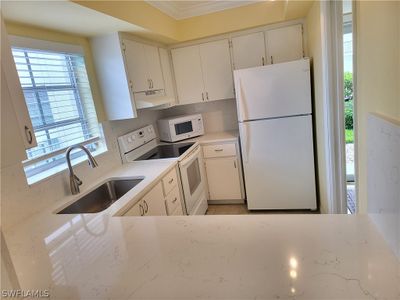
122 39 165 92
124 182 167 216
91 33 173 120
231 24 303 69
231 32 266 70
265 24 303 64
171 39 234 105
123 167 184 216
203 140 244 203
171 45 204 105
200 40 234 102
1 17 37 149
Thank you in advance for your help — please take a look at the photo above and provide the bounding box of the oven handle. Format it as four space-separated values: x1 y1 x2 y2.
180 146 200 167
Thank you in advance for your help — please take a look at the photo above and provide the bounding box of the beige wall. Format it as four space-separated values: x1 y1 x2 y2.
74 0 313 43
356 1 400 213
305 1 329 213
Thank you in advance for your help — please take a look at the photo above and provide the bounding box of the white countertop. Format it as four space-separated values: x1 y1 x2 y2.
4 213 400 299
3 131 400 299
190 130 239 144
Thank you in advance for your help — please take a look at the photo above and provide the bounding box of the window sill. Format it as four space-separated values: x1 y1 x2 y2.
26 147 108 186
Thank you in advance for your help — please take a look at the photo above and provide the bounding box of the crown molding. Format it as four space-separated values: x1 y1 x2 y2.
146 1 259 20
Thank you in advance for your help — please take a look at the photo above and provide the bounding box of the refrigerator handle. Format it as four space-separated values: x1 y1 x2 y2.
239 123 250 163
236 79 249 122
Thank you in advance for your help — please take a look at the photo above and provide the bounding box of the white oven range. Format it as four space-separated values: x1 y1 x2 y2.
118 124 208 215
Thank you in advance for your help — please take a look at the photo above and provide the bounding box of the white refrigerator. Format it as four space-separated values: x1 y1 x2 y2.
234 58 317 210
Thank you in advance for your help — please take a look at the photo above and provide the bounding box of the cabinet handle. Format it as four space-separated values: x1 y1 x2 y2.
168 178 174 184
234 160 237 169
270 56 274 64
139 204 144 216
143 200 149 213
206 92 209 100
214 149 223 152
262 57 265 66
24 126 33 144
150 79 154 89
202 93 204 101
148 79 151 89
172 197 178 203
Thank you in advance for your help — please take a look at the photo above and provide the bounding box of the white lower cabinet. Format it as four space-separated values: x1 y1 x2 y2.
205 157 242 200
203 140 245 203
123 166 184 216
124 182 166 216
142 182 167 216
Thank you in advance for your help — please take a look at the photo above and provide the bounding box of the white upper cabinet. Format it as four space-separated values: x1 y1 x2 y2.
231 32 266 70
122 39 165 92
265 24 304 64
91 33 174 119
199 39 234 101
171 39 234 105
143 44 165 91
171 45 204 105
122 39 149 92
1 17 37 149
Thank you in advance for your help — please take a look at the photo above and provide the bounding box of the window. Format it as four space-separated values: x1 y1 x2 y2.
12 45 106 183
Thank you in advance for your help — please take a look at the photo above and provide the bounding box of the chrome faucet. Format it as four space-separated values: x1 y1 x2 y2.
66 145 98 195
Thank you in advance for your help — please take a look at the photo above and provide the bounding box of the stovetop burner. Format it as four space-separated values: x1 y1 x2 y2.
135 142 195 161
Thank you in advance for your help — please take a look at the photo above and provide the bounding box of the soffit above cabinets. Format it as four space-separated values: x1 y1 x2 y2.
1 1 147 37
146 1 259 20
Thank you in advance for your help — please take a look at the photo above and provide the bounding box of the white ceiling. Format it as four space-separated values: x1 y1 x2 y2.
146 1 259 20
1 1 148 37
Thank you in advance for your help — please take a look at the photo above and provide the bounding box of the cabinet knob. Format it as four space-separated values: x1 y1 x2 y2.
168 178 174 184
172 197 178 203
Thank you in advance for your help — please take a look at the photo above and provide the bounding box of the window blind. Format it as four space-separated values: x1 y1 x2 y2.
12 47 104 179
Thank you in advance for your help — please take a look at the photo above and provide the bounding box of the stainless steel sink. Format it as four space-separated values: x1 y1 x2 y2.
57 178 143 214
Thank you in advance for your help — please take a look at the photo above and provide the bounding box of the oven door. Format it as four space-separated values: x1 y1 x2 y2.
179 146 207 214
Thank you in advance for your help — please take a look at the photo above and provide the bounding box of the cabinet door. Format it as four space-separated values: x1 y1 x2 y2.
123 39 150 92
199 39 234 101
205 157 242 200
231 32 266 70
265 24 303 64
124 200 144 216
143 182 167 216
171 45 205 105
1 17 37 149
144 44 164 91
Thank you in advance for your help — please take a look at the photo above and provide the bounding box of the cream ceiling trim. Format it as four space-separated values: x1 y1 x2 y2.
146 1 259 20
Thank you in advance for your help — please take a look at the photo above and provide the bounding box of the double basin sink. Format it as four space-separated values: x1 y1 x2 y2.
57 178 143 214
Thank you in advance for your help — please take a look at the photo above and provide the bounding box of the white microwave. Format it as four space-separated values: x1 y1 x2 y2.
157 114 204 142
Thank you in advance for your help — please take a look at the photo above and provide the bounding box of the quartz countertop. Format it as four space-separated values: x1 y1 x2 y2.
4 214 400 299
189 130 239 144
3 131 400 299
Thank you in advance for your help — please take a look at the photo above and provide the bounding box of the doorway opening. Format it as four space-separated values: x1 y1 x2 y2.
343 0 356 214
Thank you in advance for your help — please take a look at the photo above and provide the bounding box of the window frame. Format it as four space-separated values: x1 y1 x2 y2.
10 36 107 184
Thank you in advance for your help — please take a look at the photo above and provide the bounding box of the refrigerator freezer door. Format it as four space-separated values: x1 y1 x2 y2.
239 115 317 210
234 59 312 122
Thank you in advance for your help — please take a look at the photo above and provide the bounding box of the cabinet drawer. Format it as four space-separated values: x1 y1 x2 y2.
203 143 236 158
162 168 178 195
165 186 181 215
